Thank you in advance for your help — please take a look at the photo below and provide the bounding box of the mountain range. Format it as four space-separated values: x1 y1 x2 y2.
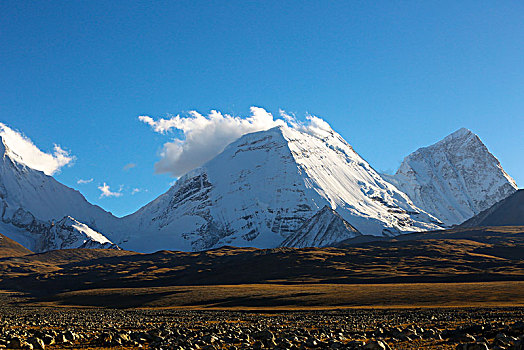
0 123 518 253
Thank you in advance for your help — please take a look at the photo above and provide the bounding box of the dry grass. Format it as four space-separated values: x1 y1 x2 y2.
32 281 524 310
0 226 523 309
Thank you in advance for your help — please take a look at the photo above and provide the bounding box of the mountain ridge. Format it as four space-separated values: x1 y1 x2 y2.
0 124 518 253
0 136 118 251
382 128 517 226
280 206 362 248
460 189 524 227
112 125 442 252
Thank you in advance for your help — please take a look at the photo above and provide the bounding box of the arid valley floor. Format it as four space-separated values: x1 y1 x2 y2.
0 226 523 349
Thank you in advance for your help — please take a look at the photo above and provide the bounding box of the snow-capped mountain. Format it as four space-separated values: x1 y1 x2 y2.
36 216 119 251
460 189 524 227
2 121 517 254
382 128 518 226
0 137 118 252
280 206 361 248
114 125 442 252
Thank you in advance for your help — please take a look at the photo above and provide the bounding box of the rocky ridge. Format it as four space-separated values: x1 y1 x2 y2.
382 128 517 226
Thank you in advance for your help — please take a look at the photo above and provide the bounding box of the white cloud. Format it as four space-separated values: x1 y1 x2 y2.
279 110 334 139
131 188 141 195
140 107 334 178
98 183 123 198
139 107 286 177
123 163 136 171
0 123 75 175
77 178 93 184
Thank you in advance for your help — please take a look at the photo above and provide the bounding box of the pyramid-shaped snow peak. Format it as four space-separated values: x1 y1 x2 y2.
116 125 442 252
280 206 362 248
382 128 518 226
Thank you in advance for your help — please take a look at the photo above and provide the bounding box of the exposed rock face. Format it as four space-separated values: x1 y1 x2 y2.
460 189 524 227
280 206 361 248
117 125 441 252
37 216 119 251
382 128 517 226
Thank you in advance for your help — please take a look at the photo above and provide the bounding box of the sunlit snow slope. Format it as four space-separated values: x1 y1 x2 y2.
115 125 442 252
382 128 518 226
2 123 517 253
0 137 118 251
280 206 362 248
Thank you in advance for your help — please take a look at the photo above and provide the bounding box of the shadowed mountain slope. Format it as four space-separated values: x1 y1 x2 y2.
0 232 32 258
460 189 524 227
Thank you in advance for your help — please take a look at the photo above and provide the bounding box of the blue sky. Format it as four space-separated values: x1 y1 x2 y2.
1 1 523 217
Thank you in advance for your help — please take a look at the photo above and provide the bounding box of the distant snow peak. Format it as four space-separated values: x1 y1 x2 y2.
43 216 118 251
281 206 361 248
0 122 74 175
383 128 518 226
0 138 119 252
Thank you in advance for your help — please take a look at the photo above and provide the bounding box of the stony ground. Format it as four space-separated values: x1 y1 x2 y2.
0 307 522 349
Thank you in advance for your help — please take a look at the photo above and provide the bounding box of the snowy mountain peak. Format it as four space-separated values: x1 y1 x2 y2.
438 128 481 148
0 136 20 167
0 136 6 155
280 206 361 248
446 127 473 139
383 128 517 226
116 124 442 252
0 133 118 252
0 134 25 169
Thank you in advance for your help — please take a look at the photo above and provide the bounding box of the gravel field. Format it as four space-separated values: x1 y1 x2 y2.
0 307 522 349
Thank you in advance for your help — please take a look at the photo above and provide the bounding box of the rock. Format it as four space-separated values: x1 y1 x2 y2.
203 334 219 343
364 339 391 350
55 333 68 344
26 338 45 350
253 330 275 341
64 330 77 342
117 332 131 344
41 335 54 345
305 337 318 347
455 342 489 350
